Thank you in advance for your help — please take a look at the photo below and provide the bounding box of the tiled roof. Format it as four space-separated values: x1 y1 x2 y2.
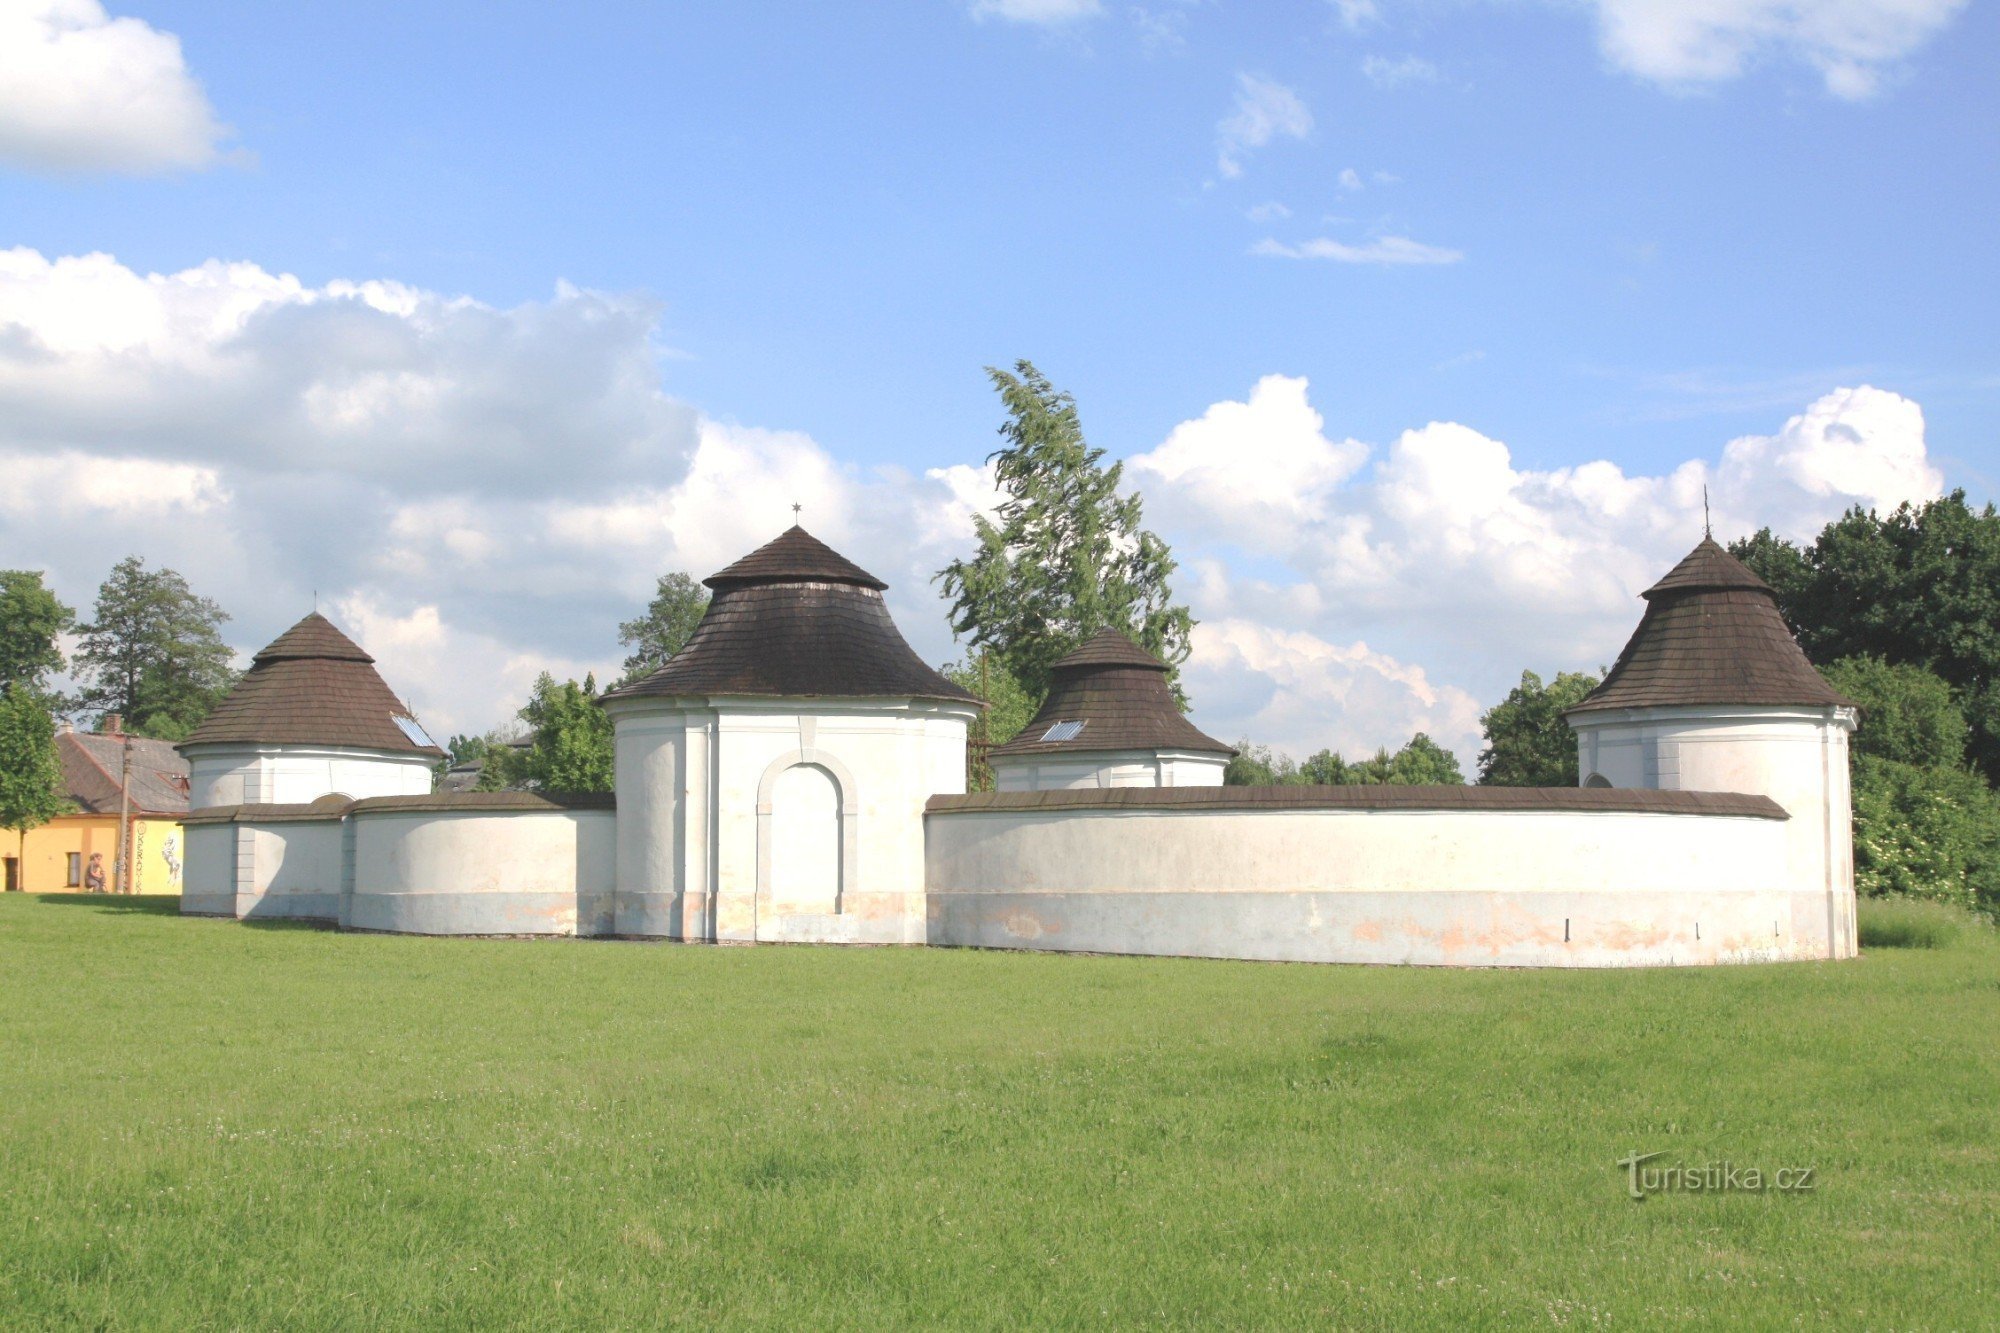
603 528 977 705
990 629 1233 758
704 526 888 591
178 612 443 755
57 732 191 815
1567 537 1853 715
928 786 1788 819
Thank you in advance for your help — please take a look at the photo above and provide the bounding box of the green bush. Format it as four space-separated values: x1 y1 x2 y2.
1857 896 1980 950
1851 755 2000 911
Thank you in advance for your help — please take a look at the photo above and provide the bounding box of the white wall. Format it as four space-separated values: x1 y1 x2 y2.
991 749 1227 791
1571 705 1857 959
926 801 1824 967
178 813 346 920
607 696 977 944
346 805 615 936
185 744 433 809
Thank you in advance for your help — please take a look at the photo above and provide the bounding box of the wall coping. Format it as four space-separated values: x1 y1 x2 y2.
182 794 354 825
926 786 1789 819
348 791 617 816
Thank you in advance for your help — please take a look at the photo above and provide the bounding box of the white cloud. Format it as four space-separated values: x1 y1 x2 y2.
0 0 232 173
1337 167 1365 191
1252 235 1463 265
1361 53 1440 87
1580 0 1967 98
968 0 1103 24
1329 0 1381 30
1245 200 1292 222
1129 376 1945 765
1216 74 1312 180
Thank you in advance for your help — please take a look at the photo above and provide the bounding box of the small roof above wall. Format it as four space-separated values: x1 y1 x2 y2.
178 612 444 756
1566 537 1853 715
990 629 1234 759
602 526 979 706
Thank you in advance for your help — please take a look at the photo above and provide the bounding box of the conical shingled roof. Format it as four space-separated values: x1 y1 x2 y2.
602 528 978 705
178 612 443 756
990 629 1234 758
1567 537 1853 715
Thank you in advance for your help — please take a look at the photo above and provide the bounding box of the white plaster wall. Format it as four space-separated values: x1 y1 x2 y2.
607 696 976 944
178 817 344 920
926 806 1819 966
991 749 1228 791
1571 706 1857 958
185 745 433 808
347 809 616 936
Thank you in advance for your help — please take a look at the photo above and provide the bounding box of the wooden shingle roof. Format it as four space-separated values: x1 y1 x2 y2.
990 629 1234 759
178 613 443 756
1567 537 1853 715
602 528 978 705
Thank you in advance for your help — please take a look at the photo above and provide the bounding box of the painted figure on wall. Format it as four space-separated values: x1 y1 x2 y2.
161 835 181 885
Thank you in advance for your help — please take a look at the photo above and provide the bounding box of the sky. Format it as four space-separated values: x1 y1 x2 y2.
0 0 1995 766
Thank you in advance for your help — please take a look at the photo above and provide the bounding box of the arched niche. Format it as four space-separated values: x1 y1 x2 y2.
755 748 861 927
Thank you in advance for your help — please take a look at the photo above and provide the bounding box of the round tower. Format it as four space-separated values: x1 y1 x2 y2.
987 629 1234 791
1565 537 1859 958
599 527 982 944
177 612 443 808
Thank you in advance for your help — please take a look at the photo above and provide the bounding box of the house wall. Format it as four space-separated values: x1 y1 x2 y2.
1570 705 1858 959
183 744 434 808
606 696 978 944
346 801 615 936
2 815 183 894
990 749 1228 791
925 791 1825 967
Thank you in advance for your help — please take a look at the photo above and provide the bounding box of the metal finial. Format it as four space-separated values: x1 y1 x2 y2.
1703 486 1711 539
792 502 803 523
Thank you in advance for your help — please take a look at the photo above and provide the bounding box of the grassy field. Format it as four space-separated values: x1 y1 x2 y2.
2 895 1996 1329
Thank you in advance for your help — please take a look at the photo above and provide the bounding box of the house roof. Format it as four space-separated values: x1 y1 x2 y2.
58 731 191 816
704 525 888 591
602 527 978 705
178 612 444 756
989 629 1234 759
1567 537 1853 715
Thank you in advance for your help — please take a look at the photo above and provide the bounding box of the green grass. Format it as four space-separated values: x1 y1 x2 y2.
1858 895 1986 950
2 895 1996 1329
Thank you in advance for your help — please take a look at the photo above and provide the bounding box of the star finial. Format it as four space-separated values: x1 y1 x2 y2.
792 502 803 523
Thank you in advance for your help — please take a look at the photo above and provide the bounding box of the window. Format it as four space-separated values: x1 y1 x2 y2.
1040 720 1086 743
67 852 82 887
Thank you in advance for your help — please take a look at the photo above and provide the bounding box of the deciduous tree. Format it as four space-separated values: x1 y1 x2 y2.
72 557 235 740
617 572 709 684
0 570 74 700
480 674 614 793
1477 669 1602 786
0 686 70 885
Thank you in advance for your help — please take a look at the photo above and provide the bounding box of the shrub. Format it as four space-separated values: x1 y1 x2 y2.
1851 755 2000 911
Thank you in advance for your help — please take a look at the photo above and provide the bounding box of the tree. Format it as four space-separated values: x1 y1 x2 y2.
72 557 235 740
0 571 75 700
0 685 71 886
1477 669 1602 786
1346 734 1467 786
943 652 1040 791
1731 493 2000 783
937 361 1195 702
1225 742 1303 786
480 673 614 793
1224 733 1466 786
1819 657 1968 770
617 572 709 684
1849 756 2000 910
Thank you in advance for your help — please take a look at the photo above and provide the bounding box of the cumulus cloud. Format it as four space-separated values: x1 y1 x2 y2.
1361 53 1439 87
0 0 232 173
1252 234 1463 265
1217 74 1312 179
1580 0 1966 98
1133 375 1945 764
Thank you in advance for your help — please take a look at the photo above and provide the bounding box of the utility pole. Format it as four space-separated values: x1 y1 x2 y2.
115 720 132 895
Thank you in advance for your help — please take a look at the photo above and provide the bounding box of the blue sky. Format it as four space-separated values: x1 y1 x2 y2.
1 0 1994 762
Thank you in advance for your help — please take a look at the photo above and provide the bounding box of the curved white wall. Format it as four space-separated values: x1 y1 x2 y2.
184 744 433 809
926 794 1821 967
990 748 1227 792
1570 705 1857 959
607 696 977 944
346 802 615 936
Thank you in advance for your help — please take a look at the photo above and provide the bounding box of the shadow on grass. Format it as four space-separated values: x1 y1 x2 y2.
31 893 182 916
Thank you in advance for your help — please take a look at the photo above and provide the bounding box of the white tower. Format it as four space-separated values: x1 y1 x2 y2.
1565 538 1859 958
600 527 982 944
987 629 1234 791
177 612 442 808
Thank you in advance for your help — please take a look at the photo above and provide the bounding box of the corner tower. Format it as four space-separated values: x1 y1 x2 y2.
600 527 982 944
987 630 1233 790
177 612 442 808
1565 537 1858 958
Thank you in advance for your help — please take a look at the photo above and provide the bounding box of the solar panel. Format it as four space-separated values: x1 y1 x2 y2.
393 714 436 749
1040 719 1086 743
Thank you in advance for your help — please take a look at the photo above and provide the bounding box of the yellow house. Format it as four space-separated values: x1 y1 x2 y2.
1 728 189 895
